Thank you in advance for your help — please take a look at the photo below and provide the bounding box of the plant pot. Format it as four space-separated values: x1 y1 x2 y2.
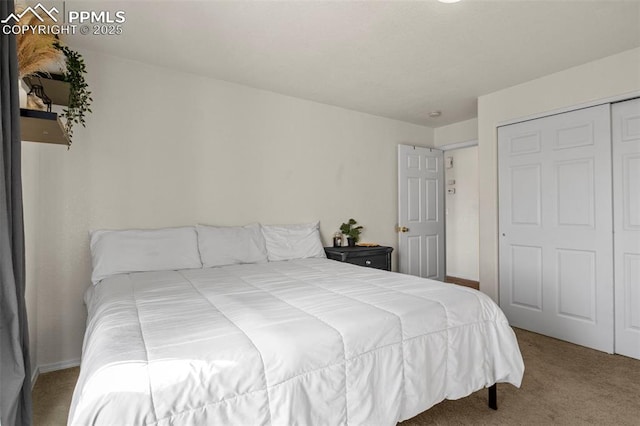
347 237 356 247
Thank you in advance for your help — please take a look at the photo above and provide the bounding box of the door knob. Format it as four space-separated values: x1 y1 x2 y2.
395 226 409 233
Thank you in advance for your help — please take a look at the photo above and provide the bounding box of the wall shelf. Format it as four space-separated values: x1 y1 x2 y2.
20 109 69 146
21 73 70 146
23 73 70 106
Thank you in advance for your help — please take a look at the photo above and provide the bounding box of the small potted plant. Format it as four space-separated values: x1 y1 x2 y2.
340 218 363 247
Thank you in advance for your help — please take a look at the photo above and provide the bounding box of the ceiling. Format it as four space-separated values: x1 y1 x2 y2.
64 0 640 127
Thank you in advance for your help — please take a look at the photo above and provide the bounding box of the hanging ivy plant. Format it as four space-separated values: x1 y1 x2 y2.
54 41 92 145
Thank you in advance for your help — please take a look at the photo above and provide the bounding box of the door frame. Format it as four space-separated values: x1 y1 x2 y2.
439 139 478 152
498 91 640 128
396 140 479 281
440 141 480 287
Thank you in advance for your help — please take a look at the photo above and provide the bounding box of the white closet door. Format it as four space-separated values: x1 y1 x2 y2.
498 104 614 353
612 98 640 360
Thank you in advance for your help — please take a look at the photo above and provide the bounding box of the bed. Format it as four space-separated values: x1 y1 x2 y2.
68 224 524 425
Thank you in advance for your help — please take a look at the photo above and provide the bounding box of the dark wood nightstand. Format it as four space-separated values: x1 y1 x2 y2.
324 246 393 271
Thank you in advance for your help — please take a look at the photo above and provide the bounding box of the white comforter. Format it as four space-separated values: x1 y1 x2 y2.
69 258 524 425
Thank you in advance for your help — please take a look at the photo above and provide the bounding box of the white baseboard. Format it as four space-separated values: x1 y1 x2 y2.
39 358 81 374
31 358 81 388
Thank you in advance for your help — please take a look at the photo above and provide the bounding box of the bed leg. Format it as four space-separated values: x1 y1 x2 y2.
488 384 497 410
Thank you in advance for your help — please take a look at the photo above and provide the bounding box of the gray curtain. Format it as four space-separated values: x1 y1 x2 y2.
0 0 33 424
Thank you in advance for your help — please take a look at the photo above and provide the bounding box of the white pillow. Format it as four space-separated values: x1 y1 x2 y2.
261 222 326 261
90 226 202 284
196 223 268 268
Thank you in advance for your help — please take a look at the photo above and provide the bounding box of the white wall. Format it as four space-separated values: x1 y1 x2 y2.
434 118 478 148
478 47 640 302
444 146 479 281
23 50 434 367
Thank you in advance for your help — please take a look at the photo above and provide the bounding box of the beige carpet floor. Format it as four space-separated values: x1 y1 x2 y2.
33 328 640 425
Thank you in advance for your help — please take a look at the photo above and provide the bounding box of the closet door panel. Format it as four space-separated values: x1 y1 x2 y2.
613 98 640 360
499 104 614 353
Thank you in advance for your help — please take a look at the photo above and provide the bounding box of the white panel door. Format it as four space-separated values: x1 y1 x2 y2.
397 145 445 280
612 98 640 360
498 104 614 353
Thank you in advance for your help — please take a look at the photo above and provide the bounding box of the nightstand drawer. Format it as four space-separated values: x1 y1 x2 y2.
347 254 388 270
324 246 393 271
